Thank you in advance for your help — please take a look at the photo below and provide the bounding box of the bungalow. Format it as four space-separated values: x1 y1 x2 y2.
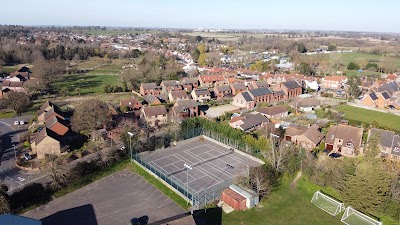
286 124 324 149
368 128 400 160
325 125 364 157
213 85 232 99
257 106 288 119
139 83 162 96
296 98 320 112
31 128 61 159
229 113 269 132
168 90 190 102
160 80 182 93
120 97 143 112
230 83 247 95
172 99 199 120
141 105 168 127
191 89 211 103
199 74 226 87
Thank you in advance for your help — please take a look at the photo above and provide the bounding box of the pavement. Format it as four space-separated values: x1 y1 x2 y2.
24 169 186 225
0 115 46 192
204 104 241 118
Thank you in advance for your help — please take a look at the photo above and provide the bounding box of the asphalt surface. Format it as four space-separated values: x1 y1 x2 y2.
0 115 46 192
24 169 186 225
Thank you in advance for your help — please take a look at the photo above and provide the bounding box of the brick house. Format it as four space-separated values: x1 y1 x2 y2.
37 101 65 124
191 89 211 103
286 124 324 150
213 85 232 98
198 74 226 87
31 128 61 159
168 90 190 102
232 92 255 109
248 80 269 90
172 99 199 120
141 105 168 127
325 125 364 157
120 97 143 112
140 83 162 96
181 78 198 91
279 80 302 99
45 114 69 136
232 87 273 109
257 106 288 119
160 80 182 93
320 76 347 90
230 83 247 95
362 91 391 109
368 128 400 160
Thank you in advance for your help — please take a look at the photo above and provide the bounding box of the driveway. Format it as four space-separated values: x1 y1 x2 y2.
24 169 186 225
0 115 46 192
204 104 241 118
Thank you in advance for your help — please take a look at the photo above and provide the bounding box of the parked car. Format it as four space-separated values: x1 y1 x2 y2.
329 153 342 158
23 153 32 161
19 121 25 125
13 121 19 125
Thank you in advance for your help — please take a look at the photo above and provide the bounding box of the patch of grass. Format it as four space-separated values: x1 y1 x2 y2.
1 66 17 73
222 176 344 225
53 159 129 198
336 105 400 132
128 162 189 210
0 111 15 118
53 73 122 96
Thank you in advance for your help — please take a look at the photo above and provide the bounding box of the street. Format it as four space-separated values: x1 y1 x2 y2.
0 116 46 192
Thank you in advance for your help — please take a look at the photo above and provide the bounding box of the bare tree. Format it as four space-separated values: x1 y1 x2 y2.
249 166 271 196
263 140 295 172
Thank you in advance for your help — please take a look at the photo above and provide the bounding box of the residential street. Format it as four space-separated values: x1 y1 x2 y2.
0 116 46 192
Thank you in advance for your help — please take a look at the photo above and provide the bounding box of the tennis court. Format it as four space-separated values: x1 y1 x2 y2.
135 135 263 208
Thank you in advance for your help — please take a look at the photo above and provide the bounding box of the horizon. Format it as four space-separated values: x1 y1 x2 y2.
1 0 399 33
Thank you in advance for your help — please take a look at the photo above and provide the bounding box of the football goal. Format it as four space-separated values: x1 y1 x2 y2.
341 206 383 225
311 191 344 216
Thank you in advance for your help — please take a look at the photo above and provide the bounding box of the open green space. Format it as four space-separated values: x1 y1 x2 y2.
336 105 400 132
78 29 159 35
53 73 122 95
1 66 17 73
222 177 343 225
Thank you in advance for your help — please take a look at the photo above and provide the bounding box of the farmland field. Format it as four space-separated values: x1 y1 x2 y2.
183 32 268 41
336 105 400 132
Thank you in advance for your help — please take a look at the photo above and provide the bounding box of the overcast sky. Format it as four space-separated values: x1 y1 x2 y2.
1 0 398 33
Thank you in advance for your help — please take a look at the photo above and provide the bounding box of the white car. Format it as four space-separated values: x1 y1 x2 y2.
19 121 25 125
13 121 19 125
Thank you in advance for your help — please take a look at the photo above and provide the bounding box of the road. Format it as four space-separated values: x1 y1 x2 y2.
0 115 46 192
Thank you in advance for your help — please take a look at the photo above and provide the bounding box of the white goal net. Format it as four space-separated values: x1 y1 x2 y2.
341 206 383 225
311 191 344 216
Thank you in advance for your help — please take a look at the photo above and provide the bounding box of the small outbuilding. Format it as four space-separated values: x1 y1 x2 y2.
221 184 259 210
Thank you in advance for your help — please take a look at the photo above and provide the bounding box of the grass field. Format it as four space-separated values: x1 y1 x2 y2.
53 73 122 96
78 29 159 35
183 32 268 41
222 177 344 225
336 105 400 132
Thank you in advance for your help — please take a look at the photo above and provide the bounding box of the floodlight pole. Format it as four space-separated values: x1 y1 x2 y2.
12 144 17 161
128 131 134 162
184 163 192 205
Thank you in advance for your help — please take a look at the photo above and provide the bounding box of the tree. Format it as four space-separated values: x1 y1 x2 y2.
195 35 203 42
4 91 30 115
347 62 360 70
71 99 111 133
249 166 271 197
198 54 207 66
340 161 391 213
379 56 397 73
297 62 315 75
296 42 307 53
328 43 337 51
263 141 295 173
364 133 381 159
197 44 207 54
192 48 200 63
250 60 269 72
0 195 9 214
32 59 65 90
347 76 362 98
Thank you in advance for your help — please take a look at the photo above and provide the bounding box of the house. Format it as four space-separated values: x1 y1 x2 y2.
37 101 65 124
368 128 400 160
168 90 190 102
1 80 26 94
257 106 288 119
31 128 61 159
142 95 163 106
230 83 247 95
286 124 324 149
198 74 226 87
362 91 391 109
325 125 364 157
213 85 232 98
139 83 162 96
296 98 320 112
160 80 182 93
120 97 143 112
248 87 274 104
172 99 199 120
321 76 347 90
229 113 269 132
45 115 69 136
247 80 269 90
191 89 211 102
181 78 198 91
232 91 255 109
141 105 168 127
9 66 31 80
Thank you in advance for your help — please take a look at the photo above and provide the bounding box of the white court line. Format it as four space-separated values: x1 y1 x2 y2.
150 154 181 165
184 144 213 155
205 144 250 165
175 153 224 182
185 150 235 177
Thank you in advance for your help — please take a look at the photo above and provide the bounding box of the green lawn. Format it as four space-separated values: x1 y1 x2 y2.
336 105 400 132
222 177 344 225
53 73 122 96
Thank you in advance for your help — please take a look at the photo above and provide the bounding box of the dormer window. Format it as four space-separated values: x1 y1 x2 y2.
346 142 354 148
